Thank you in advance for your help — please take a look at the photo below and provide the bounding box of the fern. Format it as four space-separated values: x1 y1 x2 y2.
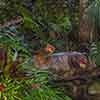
90 41 100 66
0 27 31 59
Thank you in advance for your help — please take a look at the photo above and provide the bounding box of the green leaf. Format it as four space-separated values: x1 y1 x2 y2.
95 54 100 66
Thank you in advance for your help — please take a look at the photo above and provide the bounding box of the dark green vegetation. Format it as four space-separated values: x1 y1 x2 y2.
0 0 100 100
0 30 72 100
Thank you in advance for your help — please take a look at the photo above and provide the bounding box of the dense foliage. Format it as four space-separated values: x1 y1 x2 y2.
0 0 100 100
0 28 72 100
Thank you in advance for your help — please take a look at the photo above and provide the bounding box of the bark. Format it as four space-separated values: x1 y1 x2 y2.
79 0 92 44
0 16 23 29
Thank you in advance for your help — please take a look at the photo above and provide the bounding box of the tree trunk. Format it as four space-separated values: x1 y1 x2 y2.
73 83 89 100
79 0 90 44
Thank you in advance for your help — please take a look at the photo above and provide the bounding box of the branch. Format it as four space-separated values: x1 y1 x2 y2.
0 16 23 29
50 67 100 84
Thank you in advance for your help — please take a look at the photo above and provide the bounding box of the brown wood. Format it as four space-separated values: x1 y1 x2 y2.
0 16 23 29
